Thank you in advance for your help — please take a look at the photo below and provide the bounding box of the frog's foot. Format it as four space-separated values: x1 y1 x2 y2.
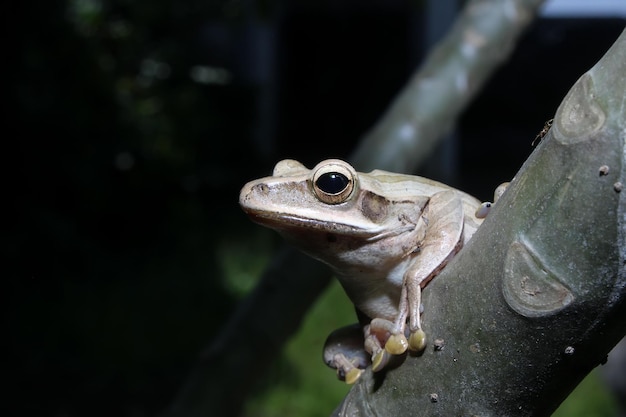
364 319 403 372
323 324 370 384
363 281 429 372
474 201 493 219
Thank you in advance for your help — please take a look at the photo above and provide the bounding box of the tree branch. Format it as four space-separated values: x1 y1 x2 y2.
333 27 626 417
351 0 546 172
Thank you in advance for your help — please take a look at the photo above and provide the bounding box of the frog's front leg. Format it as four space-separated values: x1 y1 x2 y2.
362 287 415 372
368 190 465 365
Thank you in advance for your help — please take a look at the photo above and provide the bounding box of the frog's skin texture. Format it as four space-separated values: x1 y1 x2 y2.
239 159 492 382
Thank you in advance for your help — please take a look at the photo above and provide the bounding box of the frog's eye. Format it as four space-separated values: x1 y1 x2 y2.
317 172 349 194
312 159 357 204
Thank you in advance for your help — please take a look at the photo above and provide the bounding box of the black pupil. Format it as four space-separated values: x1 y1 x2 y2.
316 172 349 194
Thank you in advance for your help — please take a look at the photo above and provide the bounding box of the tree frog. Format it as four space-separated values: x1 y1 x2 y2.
239 159 495 383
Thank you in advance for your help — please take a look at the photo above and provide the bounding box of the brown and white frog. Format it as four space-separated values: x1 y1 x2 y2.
239 159 502 383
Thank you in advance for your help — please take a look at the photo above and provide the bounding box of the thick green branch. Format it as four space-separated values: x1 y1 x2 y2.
334 27 626 417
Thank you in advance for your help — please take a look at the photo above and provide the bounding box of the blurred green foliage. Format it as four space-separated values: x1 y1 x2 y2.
245 281 353 417
553 370 618 417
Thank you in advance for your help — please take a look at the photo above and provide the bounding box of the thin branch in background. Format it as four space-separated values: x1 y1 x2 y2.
351 0 547 173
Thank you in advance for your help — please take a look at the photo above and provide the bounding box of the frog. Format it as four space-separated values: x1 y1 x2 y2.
239 159 501 383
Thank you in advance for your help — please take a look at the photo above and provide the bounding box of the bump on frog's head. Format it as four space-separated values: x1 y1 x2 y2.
311 159 359 205
272 159 309 177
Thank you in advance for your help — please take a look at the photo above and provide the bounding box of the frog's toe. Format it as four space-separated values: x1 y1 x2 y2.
344 367 363 384
329 352 366 384
385 333 409 355
475 201 492 218
334 355 364 384
408 329 427 351
371 349 390 372
323 324 370 382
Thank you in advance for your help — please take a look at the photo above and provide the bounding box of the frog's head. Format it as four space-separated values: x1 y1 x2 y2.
239 159 428 269
240 159 424 238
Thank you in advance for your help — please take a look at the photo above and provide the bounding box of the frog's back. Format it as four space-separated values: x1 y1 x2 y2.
367 169 484 242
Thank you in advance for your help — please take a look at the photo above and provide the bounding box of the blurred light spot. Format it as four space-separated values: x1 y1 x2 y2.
140 59 171 80
190 66 232 85
66 0 103 36
398 124 415 142
115 152 135 171
455 73 468 92
69 0 102 17
460 41 476 59
108 19 132 39
541 0 626 17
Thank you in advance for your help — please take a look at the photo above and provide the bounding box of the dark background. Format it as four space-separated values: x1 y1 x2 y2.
7 0 625 415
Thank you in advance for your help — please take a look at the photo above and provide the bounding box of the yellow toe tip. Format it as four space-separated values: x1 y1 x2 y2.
385 334 409 355
408 329 427 351
372 350 389 372
345 368 363 384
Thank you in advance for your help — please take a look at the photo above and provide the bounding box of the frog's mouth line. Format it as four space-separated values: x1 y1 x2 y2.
244 208 415 242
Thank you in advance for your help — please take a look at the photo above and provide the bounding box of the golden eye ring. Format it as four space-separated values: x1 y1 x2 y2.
311 159 358 204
